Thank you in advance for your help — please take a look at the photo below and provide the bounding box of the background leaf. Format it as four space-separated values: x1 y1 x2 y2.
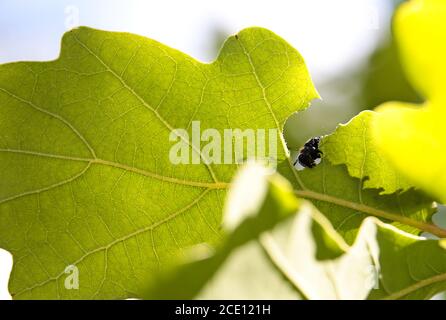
372 0 446 204
394 0 446 100
373 103 446 203
321 110 414 194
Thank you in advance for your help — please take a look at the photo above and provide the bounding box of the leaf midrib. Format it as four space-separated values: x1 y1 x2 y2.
0 148 227 205
382 272 446 300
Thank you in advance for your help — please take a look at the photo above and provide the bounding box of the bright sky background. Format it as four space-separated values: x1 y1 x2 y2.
0 0 392 300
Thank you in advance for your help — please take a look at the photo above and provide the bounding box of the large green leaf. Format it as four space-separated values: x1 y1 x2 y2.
144 164 446 300
0 27 318 299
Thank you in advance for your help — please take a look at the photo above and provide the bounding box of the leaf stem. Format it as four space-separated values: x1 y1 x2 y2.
382 272 446 300
294 189 446 238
